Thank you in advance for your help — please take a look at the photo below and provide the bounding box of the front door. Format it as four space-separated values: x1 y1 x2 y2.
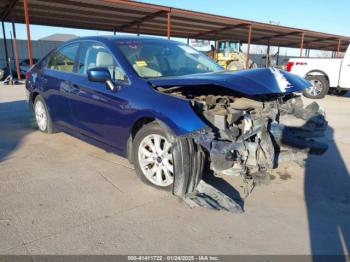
69 41 130 151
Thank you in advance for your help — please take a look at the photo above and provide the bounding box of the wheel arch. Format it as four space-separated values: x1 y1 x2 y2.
29 91 40 110
305 70 330 85
126 116 177 163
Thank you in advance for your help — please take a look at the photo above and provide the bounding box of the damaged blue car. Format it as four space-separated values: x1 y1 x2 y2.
26 36 328 199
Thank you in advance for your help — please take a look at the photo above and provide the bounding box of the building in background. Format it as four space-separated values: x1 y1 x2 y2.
38 33 78 42
0 34 78 68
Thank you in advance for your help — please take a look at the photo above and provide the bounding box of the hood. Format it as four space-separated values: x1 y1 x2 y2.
148 68 311 96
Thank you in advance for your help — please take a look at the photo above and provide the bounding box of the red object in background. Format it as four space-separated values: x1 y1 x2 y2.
286 62 294 72
25 71 31 80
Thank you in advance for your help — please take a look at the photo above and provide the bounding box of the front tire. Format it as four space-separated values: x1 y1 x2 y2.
33 96 54 134
303 75 329 99
132 122 205 194
132 122 175 190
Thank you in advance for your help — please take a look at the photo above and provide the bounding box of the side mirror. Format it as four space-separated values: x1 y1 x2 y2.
87 67 115 91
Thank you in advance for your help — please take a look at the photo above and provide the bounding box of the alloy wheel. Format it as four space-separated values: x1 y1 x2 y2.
307 79 323 96
137 134 174 187
34 100 47 131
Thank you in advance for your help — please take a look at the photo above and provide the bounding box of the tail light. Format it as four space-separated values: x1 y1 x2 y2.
25 71 31 80
286 62 294 72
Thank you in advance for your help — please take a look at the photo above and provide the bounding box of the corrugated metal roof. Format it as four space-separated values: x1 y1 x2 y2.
1 0 349 52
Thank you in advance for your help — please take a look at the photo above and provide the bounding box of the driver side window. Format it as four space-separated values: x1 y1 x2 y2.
77 41 127 82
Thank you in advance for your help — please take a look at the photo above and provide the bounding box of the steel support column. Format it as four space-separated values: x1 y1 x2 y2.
276 46 280 65
11 16 21 80
167 11 171 39
245 24 252 69
1 21 10 71
336 39 341 57
213 40 219 61
299 32 305 57
265 40 270 67
23 0 33 67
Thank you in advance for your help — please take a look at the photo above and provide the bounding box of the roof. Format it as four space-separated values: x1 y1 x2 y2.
1 0 349 52
38 33 78 41
76 35 183 43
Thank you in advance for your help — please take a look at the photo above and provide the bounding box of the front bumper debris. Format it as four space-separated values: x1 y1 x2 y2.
171 95 328 213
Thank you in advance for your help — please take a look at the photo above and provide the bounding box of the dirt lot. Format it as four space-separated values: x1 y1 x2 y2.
0 85 350 255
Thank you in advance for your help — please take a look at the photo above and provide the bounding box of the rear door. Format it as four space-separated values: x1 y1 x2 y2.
339 50 350 88
69 41 130 150
40 42 79 128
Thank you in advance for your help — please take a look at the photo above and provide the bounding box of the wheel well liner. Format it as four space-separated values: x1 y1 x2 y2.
127 117 156 162
172 137 205 196
29 92 40 108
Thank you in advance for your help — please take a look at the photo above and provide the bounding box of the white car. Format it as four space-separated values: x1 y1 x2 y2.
286 45 350 98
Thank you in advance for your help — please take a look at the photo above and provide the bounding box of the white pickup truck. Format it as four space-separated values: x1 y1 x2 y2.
286 45 350 98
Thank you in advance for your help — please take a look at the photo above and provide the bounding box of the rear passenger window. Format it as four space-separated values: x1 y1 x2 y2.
47 43 79 72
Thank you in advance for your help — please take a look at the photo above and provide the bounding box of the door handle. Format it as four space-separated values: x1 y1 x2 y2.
65 83 80 94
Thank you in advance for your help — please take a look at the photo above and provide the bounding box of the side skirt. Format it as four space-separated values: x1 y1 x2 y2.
54 124 127 158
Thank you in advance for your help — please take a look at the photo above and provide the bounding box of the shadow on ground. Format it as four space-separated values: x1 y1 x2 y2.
305 126 350 260
202 172 245 209
329 91 350 98
0 100 33 162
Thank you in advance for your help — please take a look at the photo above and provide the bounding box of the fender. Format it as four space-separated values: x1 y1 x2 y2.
305 69 329 80
123 90 209 158
124 83 209 137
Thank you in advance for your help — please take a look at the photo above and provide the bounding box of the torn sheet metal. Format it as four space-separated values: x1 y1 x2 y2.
183 180 244 213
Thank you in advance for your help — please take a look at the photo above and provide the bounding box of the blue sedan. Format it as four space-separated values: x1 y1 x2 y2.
26 36 327 196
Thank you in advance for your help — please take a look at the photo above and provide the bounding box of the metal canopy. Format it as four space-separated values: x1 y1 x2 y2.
1 0 350 52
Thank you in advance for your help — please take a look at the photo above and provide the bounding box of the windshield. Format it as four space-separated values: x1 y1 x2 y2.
219 41 239 52
117 41 222 78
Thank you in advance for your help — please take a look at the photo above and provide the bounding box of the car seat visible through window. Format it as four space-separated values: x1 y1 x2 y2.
95 50 125 81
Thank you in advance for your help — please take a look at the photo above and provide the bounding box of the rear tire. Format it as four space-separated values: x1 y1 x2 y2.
0 69 5 81
33 95 54 134
329 89 348 96
303 75 329 99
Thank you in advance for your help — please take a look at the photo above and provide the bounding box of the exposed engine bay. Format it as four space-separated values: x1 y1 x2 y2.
157 84 328 185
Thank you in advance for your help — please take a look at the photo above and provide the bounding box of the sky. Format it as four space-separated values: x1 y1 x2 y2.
2 0 350 40
2 0 350 56
139 0 350 36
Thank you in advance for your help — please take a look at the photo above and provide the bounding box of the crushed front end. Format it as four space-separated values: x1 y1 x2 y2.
156 84 328 196
190 93 328 182
151 68 328 207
